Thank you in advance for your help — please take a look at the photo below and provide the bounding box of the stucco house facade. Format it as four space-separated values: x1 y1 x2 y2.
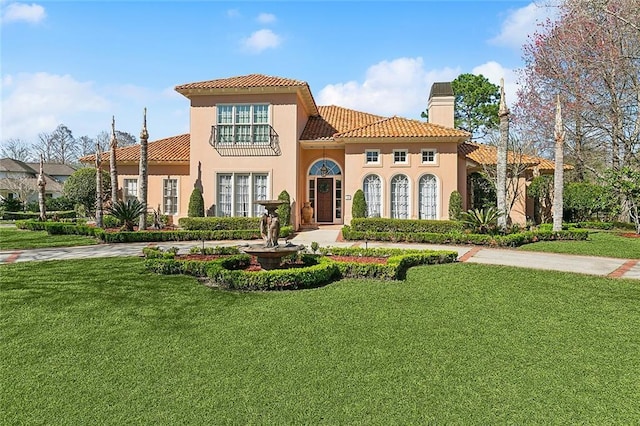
83 74 558 228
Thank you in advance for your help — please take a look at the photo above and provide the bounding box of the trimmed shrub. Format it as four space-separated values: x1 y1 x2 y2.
352 189 367 218
4 210 76 221
349 218 464 234
341 225 588 247
277 190 291 225
448 190 463 221
144 247 458 291
188 187 205 217
0 198 23 212
179 216 261 230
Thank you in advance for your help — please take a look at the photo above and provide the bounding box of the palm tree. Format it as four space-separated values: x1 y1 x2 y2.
109 199 146 231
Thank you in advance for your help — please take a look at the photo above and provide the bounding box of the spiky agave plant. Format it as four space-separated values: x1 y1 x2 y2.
108 199 146 231
460 207 504 234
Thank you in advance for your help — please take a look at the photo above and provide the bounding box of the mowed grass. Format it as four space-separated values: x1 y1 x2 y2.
0 226 98 250
1 258 639 424
520 230 640 259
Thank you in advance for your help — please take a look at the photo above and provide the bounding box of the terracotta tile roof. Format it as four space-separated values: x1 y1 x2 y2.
300 105 384 140
459 142 573 170
336 116 470 139
301 106 469 141
79 134 190 164
175 74 307 91
175 74 319 116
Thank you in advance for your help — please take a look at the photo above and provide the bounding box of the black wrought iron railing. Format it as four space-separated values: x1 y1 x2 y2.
209 125 281 156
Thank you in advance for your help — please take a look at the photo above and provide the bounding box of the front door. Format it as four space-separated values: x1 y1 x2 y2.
316 178 333 222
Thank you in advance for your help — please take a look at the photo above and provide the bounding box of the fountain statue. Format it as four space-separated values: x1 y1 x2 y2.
241 199 301 270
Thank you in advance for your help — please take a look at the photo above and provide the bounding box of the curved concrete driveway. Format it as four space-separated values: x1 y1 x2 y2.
1 227 638 280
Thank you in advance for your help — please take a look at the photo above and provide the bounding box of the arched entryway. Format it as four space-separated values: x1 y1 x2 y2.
307 159 342 224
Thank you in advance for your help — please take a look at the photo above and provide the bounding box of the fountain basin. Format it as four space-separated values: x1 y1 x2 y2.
242 243 302 270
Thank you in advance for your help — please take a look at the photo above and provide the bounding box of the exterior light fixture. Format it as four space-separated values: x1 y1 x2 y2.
320 146 328 177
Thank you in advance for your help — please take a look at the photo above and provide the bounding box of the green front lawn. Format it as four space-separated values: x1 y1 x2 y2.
519 230 640 259
0 226 98 250
2 258 639 424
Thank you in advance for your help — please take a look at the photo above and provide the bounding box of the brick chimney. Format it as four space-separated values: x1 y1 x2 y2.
427 82 454 128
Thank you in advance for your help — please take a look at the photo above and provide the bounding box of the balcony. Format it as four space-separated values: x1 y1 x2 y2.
209 125 281 156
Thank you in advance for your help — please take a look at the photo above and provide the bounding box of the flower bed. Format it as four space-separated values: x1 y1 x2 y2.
143 246 458 291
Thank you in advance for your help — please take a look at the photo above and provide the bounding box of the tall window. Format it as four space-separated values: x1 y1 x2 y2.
363 174 382 217
390 174 409 219
123 178 138 203
217 174 232 217
163 179 178 215
217 104 269 144
217 172 269 217
235 174 250 217
253 174 268 216
419 174 438 220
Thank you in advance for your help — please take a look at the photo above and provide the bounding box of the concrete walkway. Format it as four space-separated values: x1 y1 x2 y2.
1 226 639 280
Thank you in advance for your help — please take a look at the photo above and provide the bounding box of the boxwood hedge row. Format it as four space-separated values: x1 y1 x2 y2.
143 247 458 291
341 226 589 247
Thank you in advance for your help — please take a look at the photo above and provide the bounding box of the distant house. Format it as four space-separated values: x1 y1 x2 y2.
80 74 563 226
0 158 75 201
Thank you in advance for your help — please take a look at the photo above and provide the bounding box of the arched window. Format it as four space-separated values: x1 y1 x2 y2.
390 174 409 219
363 174 382 217
309 159 341 176
419 174 438 220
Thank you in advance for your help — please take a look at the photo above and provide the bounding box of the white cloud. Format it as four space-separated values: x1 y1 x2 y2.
2 2 46 24
317 57 460 118
490 2 558 49
1 72 110 140
472 61 518 106
257 13 276 24
241 29 282 53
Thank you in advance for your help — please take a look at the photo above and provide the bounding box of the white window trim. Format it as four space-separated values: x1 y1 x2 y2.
123 178 138 202
418 173 439 220
390 173 411 219
216 103 271 145
392 149 409 166
216 172 270 217
163 178 179 216
364 149 381 166
420 148 438 165
362 173 384 218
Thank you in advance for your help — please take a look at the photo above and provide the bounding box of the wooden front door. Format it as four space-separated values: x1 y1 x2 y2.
316 178 333 222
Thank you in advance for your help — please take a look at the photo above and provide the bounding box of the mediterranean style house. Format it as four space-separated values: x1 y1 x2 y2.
82 74 559 228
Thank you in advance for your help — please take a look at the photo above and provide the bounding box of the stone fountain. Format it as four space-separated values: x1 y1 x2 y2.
241 199 301 270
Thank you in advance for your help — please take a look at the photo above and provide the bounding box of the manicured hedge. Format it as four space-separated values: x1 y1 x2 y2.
341 226 589 247
15 219 291 243
2 210 76 220
178 217 261 230
349 218 464 233
144 246 458 291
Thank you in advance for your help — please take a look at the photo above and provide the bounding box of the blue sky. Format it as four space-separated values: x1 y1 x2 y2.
1 1 557 146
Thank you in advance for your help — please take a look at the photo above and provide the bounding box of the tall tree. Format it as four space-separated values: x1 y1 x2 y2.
110 117 119 204
138 108 149 230
1 138 32 161
553 96 566 232
35 132 54 162
518 0 640 176
496 78 509 230
77 135 95 157
50 124 78 164
37 155 46 221
451 73 500 141
95 131 110 153
95 145 104 227
115 131 137 147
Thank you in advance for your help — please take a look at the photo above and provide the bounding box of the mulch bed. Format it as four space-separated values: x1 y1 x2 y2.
620 233 640 238
174 254 388 271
